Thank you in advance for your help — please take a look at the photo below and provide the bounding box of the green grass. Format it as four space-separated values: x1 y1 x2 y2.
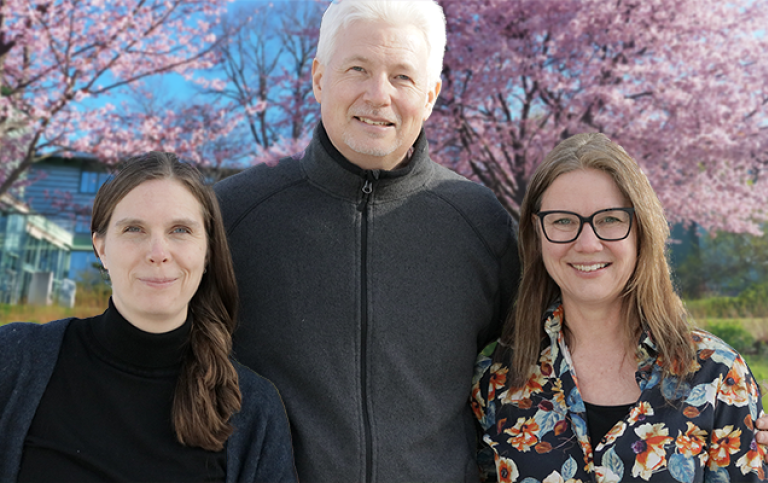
1 301 107 326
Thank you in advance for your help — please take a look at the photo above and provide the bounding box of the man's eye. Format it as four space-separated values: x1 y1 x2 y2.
351 66 365 72
396 74 412 81
173 227 191 234
124 226 141 233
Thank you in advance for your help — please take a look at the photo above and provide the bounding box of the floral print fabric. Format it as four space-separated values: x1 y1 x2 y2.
473 304 767 482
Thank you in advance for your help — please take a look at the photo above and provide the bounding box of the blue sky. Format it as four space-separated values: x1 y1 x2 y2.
80 0 324 113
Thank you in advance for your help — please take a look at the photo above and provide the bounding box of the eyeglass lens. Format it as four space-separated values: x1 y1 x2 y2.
541 209 632 242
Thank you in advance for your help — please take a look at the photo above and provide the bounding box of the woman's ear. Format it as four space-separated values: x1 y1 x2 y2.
92 233 107 270
532 215 541 238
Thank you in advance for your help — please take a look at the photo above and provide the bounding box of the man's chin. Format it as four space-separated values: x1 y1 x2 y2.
343 136 401 158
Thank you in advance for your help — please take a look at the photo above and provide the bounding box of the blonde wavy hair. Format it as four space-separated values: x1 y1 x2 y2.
503 133 695 386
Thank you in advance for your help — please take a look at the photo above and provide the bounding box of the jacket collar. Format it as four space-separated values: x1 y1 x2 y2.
301 122 434 202
542 301 659 386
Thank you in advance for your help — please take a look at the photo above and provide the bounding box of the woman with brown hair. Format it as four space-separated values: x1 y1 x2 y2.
472 133 767 482
0 152 297 482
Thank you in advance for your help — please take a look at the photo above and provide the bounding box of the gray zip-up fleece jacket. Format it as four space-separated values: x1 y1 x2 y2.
215 123 520 483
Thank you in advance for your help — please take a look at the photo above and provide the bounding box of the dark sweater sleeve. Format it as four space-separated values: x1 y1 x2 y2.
491 216 520 343
0 320 70 483
227 363 297 483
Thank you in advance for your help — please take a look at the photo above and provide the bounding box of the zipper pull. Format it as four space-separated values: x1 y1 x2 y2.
358 171 379 211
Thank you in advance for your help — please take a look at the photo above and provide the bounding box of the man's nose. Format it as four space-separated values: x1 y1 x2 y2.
363 74 393 106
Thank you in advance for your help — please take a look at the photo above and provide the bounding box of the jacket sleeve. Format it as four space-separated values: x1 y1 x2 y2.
472 341 502 483
478 213 520 349
704 353 767 481
251 399 297 483
0 321 68 483
228 363 298 483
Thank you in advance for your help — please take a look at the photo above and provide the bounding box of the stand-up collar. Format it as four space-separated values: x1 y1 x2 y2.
90 298 191 370
302 122 435 201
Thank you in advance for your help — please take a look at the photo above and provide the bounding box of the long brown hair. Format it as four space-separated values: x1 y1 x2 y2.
91 152 241 451
504 133 695 386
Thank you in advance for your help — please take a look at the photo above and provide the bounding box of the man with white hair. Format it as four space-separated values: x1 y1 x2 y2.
216 1 518 481
216 0 768 481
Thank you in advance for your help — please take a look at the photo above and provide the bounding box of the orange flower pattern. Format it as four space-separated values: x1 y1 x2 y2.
631 423 673 479
473 304 768 482
676 422 708 465
504 417 540 452
709 426 742 469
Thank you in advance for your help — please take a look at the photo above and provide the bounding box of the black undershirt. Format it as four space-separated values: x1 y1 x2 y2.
18 301 226 483
584 401 634 446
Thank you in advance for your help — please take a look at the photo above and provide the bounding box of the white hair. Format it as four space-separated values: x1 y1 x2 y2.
315 0 446 89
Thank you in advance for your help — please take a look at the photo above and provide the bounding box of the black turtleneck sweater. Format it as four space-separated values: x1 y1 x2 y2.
17 302 226 482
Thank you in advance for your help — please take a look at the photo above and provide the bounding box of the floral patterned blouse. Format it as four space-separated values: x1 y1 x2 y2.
472 304 767 483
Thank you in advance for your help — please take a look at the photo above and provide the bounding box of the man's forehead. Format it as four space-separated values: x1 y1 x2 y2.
338 53 420 72
331 22 428 69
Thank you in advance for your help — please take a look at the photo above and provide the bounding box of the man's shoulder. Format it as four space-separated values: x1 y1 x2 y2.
214 155 307 229
428 162 506 209
426 161 516 239
215 155 305 200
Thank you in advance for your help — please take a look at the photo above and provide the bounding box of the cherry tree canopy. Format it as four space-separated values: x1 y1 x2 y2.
0 0 234 196
433 0 768 234
208 0 321 166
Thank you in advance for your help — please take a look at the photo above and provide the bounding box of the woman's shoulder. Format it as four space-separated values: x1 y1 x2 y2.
690 328 744 368
0 319 74 401
232 360 285 411
0 318 73 348
474 339 505 379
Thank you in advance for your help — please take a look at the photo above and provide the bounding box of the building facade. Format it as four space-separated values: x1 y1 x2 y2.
22 156 111 280
0 194 73 304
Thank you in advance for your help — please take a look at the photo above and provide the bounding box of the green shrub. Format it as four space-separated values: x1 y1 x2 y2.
737 282 768 317
704 320 755 354
686 281 768 318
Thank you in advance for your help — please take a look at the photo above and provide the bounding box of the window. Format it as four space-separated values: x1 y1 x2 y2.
75 215 92 234
79 171 111 194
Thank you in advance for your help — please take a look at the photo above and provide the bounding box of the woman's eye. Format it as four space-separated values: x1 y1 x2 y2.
552 218 573 226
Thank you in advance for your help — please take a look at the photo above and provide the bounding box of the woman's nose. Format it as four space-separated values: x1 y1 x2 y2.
573 222 603 251
147 236 170 263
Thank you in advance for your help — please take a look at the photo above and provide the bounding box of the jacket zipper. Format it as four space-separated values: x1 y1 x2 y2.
359 171 378 483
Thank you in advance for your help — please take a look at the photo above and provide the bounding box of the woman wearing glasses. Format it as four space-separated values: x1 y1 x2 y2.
472 133 767 482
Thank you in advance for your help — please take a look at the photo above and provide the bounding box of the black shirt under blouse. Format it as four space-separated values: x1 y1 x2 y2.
17 301 226 482
584 400 634 445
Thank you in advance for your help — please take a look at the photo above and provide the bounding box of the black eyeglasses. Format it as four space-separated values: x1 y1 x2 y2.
535 208 635 244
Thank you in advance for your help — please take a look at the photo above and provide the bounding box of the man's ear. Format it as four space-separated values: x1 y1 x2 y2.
312 58 324 104
422 80 442 121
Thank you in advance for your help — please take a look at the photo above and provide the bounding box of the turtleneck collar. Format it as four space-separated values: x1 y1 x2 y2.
90 298 191 371
303 121 434 201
